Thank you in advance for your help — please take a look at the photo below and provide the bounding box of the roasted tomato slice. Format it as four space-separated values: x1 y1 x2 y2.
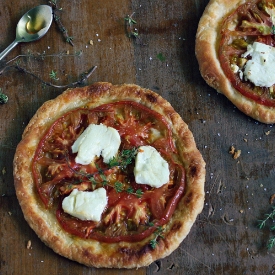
219 0 275 106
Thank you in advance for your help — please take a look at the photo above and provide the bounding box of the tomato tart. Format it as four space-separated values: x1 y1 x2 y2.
196 0 275 123
13 82 205 268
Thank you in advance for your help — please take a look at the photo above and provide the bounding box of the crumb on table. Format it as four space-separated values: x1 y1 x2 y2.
27 240 32 249
229 145 241 159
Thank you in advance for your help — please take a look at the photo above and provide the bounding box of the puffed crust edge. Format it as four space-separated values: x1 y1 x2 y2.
13 82 205 269
195 0 275 124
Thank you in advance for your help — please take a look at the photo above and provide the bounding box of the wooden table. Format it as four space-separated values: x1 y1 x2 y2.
1 0 275 274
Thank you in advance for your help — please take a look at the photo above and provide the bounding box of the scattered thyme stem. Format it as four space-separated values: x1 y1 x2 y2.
48 0 74 46
0 64 97 89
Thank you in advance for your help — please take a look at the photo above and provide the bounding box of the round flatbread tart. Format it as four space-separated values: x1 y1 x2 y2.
13 82 205 268
196 0 275 123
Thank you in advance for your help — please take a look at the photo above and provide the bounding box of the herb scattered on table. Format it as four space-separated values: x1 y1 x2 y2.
124 13 147 46
3 50 82 63
49 70 59 81
157 53 166 62
0 88 8 104
0 51 97 90
124 13 139 39
48 0 74 46
258 206 275 249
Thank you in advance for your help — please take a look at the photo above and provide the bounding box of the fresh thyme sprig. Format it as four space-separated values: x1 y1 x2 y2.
258 206 275 249
149 223 165 249
112 181 143 198
0 50 96 90
108 147 138 170
258 207 275 229
126 186 143 198
268 236 275 250
114 181 124 193
5 50 82 63
49 70 59 81
90 149 143 197
48 0 74 46
0 61 97 90
124 13 138 39
65 148 143 198
124 13 147 46
0 88 8 104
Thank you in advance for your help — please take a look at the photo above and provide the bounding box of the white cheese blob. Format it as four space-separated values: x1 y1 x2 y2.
134 145 169 188
72 123 121 165
243 42 275 87
62 188 108 221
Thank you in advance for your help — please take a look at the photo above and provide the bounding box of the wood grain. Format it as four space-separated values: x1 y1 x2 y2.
0 0 275 274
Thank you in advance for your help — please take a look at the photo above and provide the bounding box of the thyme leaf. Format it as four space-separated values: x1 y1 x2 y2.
66 36 74 44
258 207 275 229
124 13 138 39
0 88 8 104
124 12 145 44
149 239 158 249
49 70 59 80
149 224 165 249
268 236 275 250
124 13 148 46
126 186 143 198
89 176 97 186
258 206 275 249
114 181 124 193
135 189 143 198
157 53 166 62
108 147 138 170
124 14 137 25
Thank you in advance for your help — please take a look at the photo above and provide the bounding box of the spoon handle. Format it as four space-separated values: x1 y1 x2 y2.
0 40 19 61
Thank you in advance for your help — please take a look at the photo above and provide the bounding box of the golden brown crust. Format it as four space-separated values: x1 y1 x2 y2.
13 82 205 268
195 0 275 124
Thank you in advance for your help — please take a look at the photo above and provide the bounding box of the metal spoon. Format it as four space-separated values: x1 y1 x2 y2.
0 5 53 61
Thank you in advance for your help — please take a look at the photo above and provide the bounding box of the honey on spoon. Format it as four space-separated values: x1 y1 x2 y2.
0 5 53 61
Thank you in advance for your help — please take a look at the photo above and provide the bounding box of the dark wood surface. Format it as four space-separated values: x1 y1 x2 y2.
1 0 275 274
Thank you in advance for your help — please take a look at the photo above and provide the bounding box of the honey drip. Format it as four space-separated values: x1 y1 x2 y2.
26 15 46 34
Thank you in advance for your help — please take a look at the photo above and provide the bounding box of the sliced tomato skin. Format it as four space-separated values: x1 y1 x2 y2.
219 0 275 107
33 101 185 243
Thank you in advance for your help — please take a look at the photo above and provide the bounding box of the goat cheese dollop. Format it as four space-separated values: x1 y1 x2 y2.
62 188 107 221
243 42 275 87
71 123 121 165
134 145 169 188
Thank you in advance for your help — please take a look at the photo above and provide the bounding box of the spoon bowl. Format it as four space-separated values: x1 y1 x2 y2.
0 5 53 61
